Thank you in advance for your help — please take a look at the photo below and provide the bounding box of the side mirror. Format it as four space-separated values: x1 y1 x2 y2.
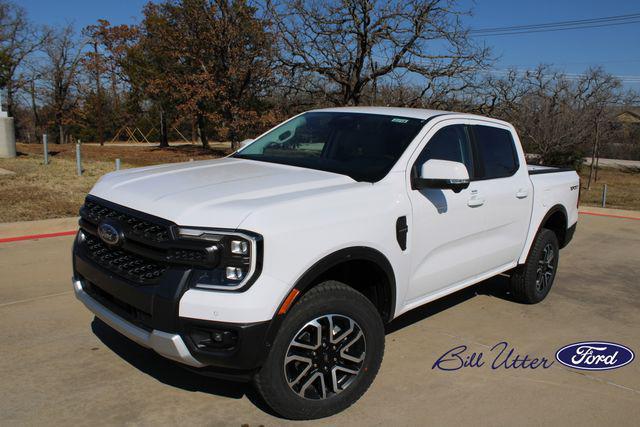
415 159 470 193
238 138 254 150
278 131 292 141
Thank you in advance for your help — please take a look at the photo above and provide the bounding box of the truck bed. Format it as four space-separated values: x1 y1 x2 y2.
519 165 580 263
527 165 574 175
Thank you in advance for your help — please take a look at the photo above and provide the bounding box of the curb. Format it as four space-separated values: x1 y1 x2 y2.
578 211 640 221
0 230 77 243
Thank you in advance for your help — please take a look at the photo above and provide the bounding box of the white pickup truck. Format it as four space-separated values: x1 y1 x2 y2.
72 107 579 419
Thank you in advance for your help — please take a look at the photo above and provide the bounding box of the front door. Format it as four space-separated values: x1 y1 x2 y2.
405 121 489 302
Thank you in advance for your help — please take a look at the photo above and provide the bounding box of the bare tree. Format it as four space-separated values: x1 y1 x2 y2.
474 66 591 167
0 0 45 117
472 65 639 170
267 0 490 106
39 25 85 143
15 62 43 142
575 67 629 189
82 25 107 145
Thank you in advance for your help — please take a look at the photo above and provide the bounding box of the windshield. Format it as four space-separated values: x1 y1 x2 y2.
233 112 426 182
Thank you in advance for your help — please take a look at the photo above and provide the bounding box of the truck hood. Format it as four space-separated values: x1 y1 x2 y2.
89 157 359 229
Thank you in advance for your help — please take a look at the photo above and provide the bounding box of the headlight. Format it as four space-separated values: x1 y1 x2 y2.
177 227 262 291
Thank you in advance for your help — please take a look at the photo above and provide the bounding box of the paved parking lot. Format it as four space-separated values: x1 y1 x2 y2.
1 213 639 426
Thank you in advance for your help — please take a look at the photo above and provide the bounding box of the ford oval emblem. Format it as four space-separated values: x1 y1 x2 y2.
555 341 635 371
98 221 123 246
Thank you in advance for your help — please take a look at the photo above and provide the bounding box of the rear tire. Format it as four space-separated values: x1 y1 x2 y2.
254 281 385 420
509 228 559 304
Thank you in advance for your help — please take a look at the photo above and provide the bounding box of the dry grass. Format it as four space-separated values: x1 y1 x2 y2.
578 166 640 211
1 143 638 223
0 143 230 223
0 156 114 222
16 142 230 167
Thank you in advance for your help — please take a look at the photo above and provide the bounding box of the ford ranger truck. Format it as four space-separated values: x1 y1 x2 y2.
72 107 579 419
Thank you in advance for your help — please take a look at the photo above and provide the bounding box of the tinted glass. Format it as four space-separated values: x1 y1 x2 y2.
415 125 473 174
473 125 519 179
234 112 426 182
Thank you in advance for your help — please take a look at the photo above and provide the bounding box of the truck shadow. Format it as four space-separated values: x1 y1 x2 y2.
386 274 515 333
91 273 514 415
90 318 282 415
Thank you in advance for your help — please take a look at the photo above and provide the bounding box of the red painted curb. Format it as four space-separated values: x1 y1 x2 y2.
579 211 640 221
0 230 77 243
0 210 636 244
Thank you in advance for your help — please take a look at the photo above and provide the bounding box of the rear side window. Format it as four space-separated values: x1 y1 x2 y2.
415 125 473 175
472 125 519 179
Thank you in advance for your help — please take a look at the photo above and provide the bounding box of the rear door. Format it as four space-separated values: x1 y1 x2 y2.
466 121 533 269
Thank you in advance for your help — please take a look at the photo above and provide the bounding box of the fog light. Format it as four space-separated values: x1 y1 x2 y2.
230 240 248 255
189 328 238 350
225 266 245 281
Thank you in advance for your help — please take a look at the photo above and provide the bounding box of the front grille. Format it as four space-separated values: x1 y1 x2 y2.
78 197 215 285
83 280 153 330
84 235 167 284
81 199 171 243
168 248 208 263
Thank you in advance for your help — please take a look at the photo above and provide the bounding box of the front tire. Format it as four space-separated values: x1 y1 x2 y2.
509 228 559 304
254 281 385 420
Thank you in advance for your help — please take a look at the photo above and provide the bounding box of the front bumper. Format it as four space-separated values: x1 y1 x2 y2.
73 278 205 367
73 274 272 378
73 237 273 375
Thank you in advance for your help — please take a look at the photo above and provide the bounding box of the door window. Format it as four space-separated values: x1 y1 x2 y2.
471 125 519 179
415 125 474 176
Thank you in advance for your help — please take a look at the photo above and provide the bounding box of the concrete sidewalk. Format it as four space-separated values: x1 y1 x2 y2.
577 205 640 219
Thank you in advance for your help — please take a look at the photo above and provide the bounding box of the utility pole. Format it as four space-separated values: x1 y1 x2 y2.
587 119 599 190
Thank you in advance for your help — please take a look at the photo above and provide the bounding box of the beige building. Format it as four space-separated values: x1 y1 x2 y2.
616 109 640 124
612 110 640 158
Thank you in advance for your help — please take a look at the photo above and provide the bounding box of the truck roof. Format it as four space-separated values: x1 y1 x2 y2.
309 106 513 127
311 106 448 120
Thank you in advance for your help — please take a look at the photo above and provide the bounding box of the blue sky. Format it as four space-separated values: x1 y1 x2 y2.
17 0 640 87
464 0 640 86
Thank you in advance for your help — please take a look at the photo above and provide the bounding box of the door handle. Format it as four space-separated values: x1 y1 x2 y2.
516 189 529 199
467 195 485 207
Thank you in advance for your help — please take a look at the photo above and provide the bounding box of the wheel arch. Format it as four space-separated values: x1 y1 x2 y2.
540 204 569 248
519 204 569 264
264 246 397 345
